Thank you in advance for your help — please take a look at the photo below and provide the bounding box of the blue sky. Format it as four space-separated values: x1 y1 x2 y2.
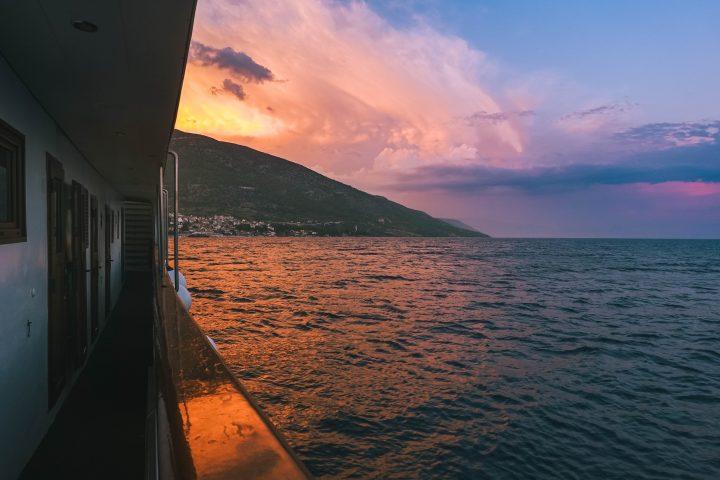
368 0 720 122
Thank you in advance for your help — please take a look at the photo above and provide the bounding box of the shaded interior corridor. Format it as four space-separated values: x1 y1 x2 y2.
21 272 153 479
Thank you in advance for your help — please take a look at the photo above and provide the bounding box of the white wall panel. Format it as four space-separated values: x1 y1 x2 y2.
0 55 126 479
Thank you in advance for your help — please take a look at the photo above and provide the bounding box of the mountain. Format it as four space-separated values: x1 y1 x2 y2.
169 130 488 237
438 218 482 233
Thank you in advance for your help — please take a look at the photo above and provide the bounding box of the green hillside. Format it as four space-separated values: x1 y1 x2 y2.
169 130 487 237
437 218 483 233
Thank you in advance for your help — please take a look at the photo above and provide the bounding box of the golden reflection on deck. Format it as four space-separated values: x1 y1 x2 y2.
180 383 306 479
158 273 310 479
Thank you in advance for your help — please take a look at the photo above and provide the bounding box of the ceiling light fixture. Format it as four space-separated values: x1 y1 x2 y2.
72 20 98 33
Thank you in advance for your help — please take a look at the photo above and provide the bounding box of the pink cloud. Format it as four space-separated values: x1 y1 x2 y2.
177 0 526 177
635 181 720 197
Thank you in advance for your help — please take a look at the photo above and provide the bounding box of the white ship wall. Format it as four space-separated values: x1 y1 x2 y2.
0 55 125 479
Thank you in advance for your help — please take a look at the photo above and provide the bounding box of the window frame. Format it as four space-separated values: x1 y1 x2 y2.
0 118 26 245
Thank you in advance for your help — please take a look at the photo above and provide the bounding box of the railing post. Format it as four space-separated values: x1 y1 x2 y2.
158 165 164 276
168 150 179 291
162 189 168 269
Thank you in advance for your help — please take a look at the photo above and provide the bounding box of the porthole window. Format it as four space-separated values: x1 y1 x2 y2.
0 118 26 245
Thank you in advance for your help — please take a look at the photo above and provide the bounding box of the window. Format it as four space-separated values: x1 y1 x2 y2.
0 118 25 244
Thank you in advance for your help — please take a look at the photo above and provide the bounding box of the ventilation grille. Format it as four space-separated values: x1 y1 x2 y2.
122 201 153 271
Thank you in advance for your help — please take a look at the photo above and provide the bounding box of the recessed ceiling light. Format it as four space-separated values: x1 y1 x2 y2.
72 20 98 33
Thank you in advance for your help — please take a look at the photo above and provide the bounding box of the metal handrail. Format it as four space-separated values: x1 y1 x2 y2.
152 269 313 479
168 150 180 291
158 165 164 274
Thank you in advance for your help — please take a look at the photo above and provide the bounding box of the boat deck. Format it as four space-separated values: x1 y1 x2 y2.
21 272 152 479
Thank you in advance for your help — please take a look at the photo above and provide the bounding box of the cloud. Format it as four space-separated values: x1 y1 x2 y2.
189 41 274 83
636 181 720 197
221 78 246 101
557 100 637 133
208 78 247 101
561 101 637 121
389 137 720 193
177 0 524 173
614 121 720 149
466 110 534 125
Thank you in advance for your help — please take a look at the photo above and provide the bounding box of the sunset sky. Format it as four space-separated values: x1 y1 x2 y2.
176 0 720 237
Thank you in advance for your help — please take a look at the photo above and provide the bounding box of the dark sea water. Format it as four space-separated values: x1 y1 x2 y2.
180 238 720 479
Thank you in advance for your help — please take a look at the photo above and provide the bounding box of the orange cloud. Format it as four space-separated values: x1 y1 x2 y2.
176 0 525 179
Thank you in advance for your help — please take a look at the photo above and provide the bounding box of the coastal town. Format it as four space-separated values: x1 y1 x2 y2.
175 214 357 237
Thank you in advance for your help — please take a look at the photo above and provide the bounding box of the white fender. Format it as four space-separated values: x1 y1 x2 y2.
168 270 187 288
177 284 192 310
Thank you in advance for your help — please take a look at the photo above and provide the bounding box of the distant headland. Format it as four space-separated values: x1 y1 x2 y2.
169 130 488 237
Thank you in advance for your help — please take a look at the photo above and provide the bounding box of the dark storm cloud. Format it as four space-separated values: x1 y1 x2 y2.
390 138 720 193
189 41 274 83
221 78 246 101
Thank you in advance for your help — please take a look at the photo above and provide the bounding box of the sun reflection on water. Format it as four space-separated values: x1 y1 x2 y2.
177 237 720 480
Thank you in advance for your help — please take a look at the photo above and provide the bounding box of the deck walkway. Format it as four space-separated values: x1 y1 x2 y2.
21 273 153 479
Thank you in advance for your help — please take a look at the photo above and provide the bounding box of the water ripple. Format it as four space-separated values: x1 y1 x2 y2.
180 238 720 480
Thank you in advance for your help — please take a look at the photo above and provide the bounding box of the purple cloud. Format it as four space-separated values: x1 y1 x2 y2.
221 78 246 101
466 110 534 125
388 128 720 193
561 101 637 121
614 121 720 149
190 41 274 83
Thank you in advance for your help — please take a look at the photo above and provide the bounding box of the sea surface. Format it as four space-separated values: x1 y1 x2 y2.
180 237 720 479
